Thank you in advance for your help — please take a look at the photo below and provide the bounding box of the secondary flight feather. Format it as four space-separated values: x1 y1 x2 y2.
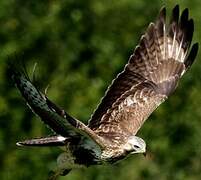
9 5 198 178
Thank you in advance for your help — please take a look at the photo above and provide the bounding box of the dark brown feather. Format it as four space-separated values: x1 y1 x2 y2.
10 65 108 148
88 5 198 145
185 43 199 69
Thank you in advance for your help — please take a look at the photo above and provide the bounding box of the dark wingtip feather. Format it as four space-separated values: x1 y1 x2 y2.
7 55 44 102
180 8 189 29
159 6 166 22
170 5 179 24
7 54 30 83
185 43 199 68
188 19 194 32
186 19 194 43
169 5 180 38
156 6 166 36
174 4 179 10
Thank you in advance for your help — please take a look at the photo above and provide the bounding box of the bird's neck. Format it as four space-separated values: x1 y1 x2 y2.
100 148 128 163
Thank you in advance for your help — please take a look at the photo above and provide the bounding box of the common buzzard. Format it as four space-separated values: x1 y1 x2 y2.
9 5 198 178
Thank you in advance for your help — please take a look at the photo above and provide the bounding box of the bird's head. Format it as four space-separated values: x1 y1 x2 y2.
123 136 146 155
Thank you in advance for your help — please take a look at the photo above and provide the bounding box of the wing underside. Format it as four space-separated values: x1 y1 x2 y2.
88 5 198 143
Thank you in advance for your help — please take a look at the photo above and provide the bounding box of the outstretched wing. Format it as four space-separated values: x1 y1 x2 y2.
9 65 107 148
88 5 198 143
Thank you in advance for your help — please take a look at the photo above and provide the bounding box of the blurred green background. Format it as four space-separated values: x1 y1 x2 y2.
0 0 201 179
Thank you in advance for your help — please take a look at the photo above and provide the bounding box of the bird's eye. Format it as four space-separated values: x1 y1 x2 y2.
133 145 140 149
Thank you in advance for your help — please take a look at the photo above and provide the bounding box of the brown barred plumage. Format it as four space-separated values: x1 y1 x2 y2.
88 6 198 147
10 5 198 178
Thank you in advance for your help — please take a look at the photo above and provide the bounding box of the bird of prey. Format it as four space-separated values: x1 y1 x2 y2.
9 5 198 178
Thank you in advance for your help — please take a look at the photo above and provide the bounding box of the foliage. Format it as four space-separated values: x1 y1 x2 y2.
0 0 201 179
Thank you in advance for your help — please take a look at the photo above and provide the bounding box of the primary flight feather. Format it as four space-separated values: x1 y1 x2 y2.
9 5 198 178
